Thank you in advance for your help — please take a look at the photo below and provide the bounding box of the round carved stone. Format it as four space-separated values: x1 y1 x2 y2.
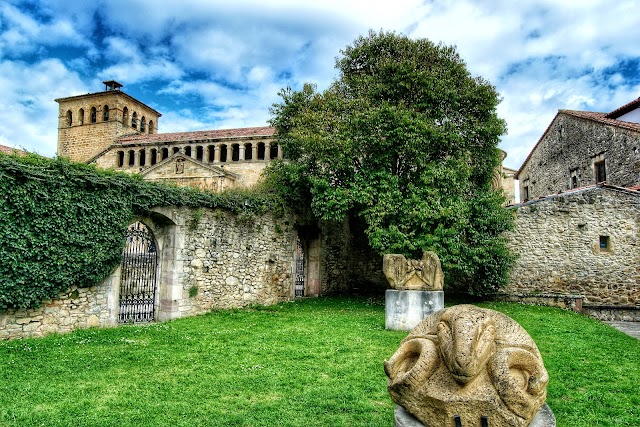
385 305 550 427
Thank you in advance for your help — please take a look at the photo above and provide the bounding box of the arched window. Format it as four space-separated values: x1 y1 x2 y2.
78 108 84 125
257 142 265 160
162 148 169 160
150 148 158 165
270 144 279 160
103 105 109 121
128 150 135 166
139 149 146 167
140 117 146 133
244 143 253 160
196 146 204 161
172 147 180 154
117 151 125 167
207 145 215 162
90 107 97 123
232 144 240 161
148 120 154 134
131 112 138 129
184 146 192 157
122 107 129 125
219 144 228 162
66 110 73 126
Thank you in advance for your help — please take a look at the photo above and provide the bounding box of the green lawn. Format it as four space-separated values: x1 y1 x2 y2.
0 297 638 426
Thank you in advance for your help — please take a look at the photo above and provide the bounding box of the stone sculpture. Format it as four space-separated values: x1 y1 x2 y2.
384 305 549 427
383 251 444 291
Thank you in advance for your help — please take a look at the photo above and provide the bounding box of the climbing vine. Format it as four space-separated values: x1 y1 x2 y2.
0 153 281 311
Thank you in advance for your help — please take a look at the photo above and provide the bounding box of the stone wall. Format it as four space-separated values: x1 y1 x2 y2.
517 113 640 200
505 186 640 307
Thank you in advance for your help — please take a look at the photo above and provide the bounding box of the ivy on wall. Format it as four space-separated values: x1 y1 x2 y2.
0 153 280 311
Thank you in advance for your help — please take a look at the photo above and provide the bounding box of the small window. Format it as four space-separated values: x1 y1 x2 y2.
220 144 228 162
184 146 192 157
244 143 253 160
599 236 610 252
232 144 240 161
522 186 529 201
78 108 84 125
595 160 606 183
196 146 204 161
90 107 97 123
117 151 124 167
571 176 578 188
139 149 146 167
140 117 146 133
128 150 135 166
162 148 169 160
122 107 129 125
103 105 109 121
148 120 154 134
66 110 73 126
131 112 138 129
270 144 279 160
151 149 157 165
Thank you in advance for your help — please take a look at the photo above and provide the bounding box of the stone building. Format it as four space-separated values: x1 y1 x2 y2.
515 96 640 201
506 184 640 320
56 81 281 190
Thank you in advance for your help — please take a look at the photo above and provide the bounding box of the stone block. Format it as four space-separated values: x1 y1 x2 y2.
385 289 444 331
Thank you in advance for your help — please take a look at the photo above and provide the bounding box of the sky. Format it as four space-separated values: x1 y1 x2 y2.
1 0 639 171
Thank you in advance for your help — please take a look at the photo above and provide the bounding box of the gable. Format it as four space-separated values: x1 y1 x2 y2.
141 154 238 192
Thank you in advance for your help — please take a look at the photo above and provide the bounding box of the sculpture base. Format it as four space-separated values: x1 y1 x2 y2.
385 289 444 331
394 404 556 427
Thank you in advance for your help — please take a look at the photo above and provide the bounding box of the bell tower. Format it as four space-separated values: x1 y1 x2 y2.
55 81 162 163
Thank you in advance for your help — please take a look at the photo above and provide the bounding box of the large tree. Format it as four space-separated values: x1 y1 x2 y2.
267 31 515 295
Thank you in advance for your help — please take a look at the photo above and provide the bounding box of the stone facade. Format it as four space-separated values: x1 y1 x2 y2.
516 99 640 201
56 82 161 163
505 185 640 310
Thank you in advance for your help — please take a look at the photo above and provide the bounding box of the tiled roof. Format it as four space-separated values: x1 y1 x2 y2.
116 126 275 144
605 96 640 119
515 109 640 178
509 183 640 207
0 144 25 155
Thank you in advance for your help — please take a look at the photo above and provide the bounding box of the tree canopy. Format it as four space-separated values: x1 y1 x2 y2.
267 31 515 295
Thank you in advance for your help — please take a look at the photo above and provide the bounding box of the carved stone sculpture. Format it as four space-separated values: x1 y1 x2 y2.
383 251 444 291
384 305 549 427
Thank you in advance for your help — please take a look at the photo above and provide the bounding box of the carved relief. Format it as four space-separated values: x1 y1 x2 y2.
383 251 444 291
384 305 549 427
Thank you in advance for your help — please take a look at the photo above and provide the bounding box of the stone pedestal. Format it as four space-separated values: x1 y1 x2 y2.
385 289 444 330
394 404 556 427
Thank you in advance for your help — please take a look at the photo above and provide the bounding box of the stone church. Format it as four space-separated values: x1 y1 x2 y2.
56 81 282 192
56 81 516 201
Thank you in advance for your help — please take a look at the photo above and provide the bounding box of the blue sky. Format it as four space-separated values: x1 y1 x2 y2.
1 0 639 170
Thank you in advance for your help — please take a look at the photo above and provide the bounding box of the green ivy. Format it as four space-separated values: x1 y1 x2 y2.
0 153 282 311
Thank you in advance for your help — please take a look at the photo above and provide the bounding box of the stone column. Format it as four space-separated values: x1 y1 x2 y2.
145 150 152 167
278 145 284 159
239 145 246 161
265 143 271 161
252 144 258 161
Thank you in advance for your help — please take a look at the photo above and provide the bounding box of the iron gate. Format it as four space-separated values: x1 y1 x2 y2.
118 222 158 323
295 237 305 297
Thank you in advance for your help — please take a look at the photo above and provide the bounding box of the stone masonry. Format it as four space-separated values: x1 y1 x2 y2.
516 111 640 200
505 185 640 311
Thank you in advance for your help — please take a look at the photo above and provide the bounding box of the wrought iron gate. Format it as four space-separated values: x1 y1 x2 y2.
118 222 158 323
295 237 305 297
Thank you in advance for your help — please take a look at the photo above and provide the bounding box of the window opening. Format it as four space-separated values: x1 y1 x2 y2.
131 112 138 129
140 117 146 133
78 108 84 125
123 107 129 125
128 150 135 166
172 147 180 154
270 144 279 160
196 146 204 161
117 151 125 167
66 110 73 126
257 142 265 160
139 149 146 167
220 144 228 162
91 107 97 123
232 144 240 161
184 146 192 157
103 105 109 121
595 160 606 183
599 236 610 252
162 148 169 160
207 145 215 162
148 120 154 134
244 143 253 160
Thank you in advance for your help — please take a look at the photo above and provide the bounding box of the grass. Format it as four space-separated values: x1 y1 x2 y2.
0 297 638 426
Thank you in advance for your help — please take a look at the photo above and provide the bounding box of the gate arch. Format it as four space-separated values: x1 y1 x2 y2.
118 221 158 323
